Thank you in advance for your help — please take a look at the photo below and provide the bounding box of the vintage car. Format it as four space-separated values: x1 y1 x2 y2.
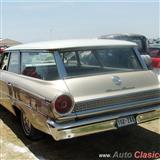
99 34 149 55
0 39 160 141
149 44 160 76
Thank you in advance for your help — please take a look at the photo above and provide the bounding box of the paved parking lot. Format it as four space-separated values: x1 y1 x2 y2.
0 106 160 160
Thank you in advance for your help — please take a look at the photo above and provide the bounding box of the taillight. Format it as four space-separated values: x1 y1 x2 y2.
152 58 160 68
53 95 73 114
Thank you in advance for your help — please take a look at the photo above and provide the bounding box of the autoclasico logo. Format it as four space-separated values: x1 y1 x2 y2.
98 151 160 159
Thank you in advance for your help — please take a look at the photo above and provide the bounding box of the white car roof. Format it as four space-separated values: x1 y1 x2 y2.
6 39 137 51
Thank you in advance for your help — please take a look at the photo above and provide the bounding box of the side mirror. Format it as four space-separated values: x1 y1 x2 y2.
141 55 152 69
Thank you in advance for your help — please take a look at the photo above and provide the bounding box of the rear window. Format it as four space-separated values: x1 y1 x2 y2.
60 47 143 77
21 52 59 80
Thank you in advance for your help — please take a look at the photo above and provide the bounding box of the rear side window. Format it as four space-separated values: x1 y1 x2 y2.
8 52 20 74
21 52 59 80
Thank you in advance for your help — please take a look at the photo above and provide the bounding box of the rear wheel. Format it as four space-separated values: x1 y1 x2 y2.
20 111 43 140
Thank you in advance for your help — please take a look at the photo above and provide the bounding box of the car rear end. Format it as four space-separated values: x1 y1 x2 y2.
46 41 160 141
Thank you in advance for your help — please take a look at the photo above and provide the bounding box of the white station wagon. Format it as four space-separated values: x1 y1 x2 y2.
0 39 160 141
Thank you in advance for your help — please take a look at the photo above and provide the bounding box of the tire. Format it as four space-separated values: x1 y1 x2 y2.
20 111 43 140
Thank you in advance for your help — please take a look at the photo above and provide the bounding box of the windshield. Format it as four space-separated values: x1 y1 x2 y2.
60 47 143 77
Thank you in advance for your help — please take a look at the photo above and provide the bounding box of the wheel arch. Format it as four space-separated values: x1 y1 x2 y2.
12 105 21 120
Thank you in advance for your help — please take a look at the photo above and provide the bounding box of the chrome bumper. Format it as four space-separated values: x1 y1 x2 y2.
47 105 160 141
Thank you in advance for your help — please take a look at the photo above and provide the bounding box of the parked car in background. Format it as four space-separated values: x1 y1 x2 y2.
149 44 160 75
0 39 160 141
99 34 149 55
99 34 153 69
149 38 160 45
0 47 5 54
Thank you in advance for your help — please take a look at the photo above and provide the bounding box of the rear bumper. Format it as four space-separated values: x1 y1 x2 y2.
47 105 160 141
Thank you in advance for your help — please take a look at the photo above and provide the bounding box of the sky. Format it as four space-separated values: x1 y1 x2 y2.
0 0 160 43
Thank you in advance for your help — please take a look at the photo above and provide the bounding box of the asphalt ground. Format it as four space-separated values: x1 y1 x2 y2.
0 106 160 160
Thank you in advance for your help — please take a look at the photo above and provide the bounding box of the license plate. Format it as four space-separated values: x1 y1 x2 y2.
117 116 136 128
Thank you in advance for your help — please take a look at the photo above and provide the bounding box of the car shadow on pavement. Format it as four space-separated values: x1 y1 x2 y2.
0 106 160 160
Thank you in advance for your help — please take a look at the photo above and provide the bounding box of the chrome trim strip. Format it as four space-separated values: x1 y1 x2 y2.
58 96 160 120
74 93 160 112
13 96 49 117
75 88 160 104
47 108 160 141
47 105 160 130
75 98 160 118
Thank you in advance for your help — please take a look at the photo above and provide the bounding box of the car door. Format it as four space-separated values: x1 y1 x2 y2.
0 51 20 114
